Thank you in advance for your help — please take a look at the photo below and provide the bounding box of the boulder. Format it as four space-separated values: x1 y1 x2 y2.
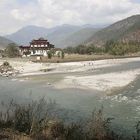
0 61 19 77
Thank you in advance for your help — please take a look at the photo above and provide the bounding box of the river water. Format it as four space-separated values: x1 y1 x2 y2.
0 60 140 135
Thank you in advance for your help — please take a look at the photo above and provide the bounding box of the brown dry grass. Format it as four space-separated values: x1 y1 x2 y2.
0 129 31 140
1 53 140 63
31 53 140 63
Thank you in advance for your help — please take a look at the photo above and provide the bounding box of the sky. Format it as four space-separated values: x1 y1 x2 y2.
0 0 140 35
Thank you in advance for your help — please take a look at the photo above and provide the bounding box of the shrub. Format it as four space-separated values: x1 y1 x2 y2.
61 51 65 59
0 99 139 140
87 108 114 140
3 61 10 66
57 52 61 58
64 44 105 55
64 41 140 55
5 43 19 58
105 41 140 55
65 123 85 140
47 51 52 59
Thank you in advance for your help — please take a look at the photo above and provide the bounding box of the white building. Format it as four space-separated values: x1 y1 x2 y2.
19 38 54 56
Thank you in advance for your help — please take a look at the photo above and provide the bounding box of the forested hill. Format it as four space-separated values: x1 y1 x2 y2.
87 15 140 46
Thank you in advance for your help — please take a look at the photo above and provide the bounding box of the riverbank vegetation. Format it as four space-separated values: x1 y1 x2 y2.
35 41 140 63
64 41 140 56
1 41 140 63
0 98 140 140
32 53 140 63
4 43 19 58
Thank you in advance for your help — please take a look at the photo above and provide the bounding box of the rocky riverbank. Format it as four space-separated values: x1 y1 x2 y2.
0 57 140 92
0 61 19 77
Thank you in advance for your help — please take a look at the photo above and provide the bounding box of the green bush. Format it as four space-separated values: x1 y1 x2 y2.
64 41 140 56
61 51 65 59
5 43 19 58
47 51 52 59
3 61 10 66
64 44 104 55
105 40 140 55
57 52 61 58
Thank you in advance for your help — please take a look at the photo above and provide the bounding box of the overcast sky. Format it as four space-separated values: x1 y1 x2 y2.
0 0 140 35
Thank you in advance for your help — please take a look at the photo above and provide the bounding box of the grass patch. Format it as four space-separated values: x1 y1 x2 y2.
31 53 140 63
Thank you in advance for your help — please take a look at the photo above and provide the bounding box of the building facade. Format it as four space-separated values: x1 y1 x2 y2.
19 38 54 56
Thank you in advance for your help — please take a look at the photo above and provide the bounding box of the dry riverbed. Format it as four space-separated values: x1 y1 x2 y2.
0 57 140 92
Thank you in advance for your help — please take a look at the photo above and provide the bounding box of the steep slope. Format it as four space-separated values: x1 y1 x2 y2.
53 27 100 48
0 36 13 49
87 15 140 46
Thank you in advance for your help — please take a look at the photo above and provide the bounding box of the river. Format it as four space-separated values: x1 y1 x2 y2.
0 59 140 135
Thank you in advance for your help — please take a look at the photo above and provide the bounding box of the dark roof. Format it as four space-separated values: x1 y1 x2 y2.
19 38 54 48
19 46 30 48
31 38 48 43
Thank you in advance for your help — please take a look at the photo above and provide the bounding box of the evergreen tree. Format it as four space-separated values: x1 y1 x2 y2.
5 43 19 58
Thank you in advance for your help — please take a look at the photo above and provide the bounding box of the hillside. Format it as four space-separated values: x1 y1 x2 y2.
53 27 99 48
87 15 140 46
0 36 13 49
4 15 140 48
46 24 82 47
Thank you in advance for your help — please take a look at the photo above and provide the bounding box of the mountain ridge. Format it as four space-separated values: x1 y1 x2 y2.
5 24 102 48
4 15 140 49
87 15 140 46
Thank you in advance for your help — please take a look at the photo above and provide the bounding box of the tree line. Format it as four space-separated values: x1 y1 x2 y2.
0 43 65 59
64 41 140 56
0 43 20 58
1 41 140 58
